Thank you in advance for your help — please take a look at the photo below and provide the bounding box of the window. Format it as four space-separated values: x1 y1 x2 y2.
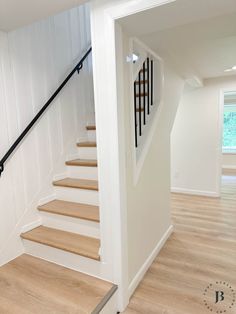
223 104 236 153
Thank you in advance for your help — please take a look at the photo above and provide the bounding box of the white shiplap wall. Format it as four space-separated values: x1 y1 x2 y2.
0 4 94 265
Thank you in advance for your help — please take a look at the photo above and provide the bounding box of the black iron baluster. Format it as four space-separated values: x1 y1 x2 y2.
147 58 150 114
143 62 146 125
138 71 142 136
151 60 154 106
134 82 138 148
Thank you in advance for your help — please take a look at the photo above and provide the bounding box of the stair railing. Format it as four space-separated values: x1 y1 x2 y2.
0 47 92 177
133 57 154 147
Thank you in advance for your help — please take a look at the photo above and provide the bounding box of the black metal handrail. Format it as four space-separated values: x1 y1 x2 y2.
0 47 92 176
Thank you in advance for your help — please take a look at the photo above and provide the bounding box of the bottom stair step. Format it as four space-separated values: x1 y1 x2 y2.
0 254 117 314
21 226 100 261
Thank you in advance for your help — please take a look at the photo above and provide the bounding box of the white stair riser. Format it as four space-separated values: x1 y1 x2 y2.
54 186 99 206
67 165 98 180
41 212 100 238
77 147 97 160
23 240 109 280
87 130 96 142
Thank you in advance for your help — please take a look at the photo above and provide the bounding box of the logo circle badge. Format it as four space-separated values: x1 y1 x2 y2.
203 281 235 313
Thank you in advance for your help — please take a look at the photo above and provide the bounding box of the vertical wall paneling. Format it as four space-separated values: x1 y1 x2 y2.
0 33 17 250
2 31 27 223
83 4 94 124
0 5 94 264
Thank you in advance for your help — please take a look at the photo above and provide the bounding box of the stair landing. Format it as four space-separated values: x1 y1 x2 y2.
0 254 116 314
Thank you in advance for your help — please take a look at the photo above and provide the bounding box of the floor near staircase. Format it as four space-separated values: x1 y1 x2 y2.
0 254 116 314
124 174 236 313
0 124 117 313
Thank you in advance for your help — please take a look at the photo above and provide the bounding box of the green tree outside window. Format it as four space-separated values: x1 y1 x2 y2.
223 109 236 149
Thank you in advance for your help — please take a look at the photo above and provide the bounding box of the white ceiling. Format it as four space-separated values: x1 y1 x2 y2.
0 0 86 31
2 0 236 80
119 0 236 80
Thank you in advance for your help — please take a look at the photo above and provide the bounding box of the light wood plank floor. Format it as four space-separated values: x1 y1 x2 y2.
124 175 236 314
0 254 114 314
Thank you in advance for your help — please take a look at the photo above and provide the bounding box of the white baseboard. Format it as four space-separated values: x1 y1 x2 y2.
171 187 219 198
21 219 42 234
77 136 89 143
53 173 67 181
38 194 56 206
128 225 173 298
66 153 80 162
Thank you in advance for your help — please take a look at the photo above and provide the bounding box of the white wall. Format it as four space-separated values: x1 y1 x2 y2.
171 75 236 196
122 36 184 286
0 4 93 265
0 0 88 31
90 0 184 310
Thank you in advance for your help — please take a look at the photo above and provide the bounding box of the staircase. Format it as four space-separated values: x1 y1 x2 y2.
20 125 104 275
0 120 119 312
0 49 119 313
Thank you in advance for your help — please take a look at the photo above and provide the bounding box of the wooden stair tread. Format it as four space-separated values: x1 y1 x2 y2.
38 200 100 222
136 108 144 112
77 141 97 147
0 254 114 313
135 80 148 85
21 226 100 260
53 178 99 191
86 125 96 130
135 92 148 97
66 159 97 167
